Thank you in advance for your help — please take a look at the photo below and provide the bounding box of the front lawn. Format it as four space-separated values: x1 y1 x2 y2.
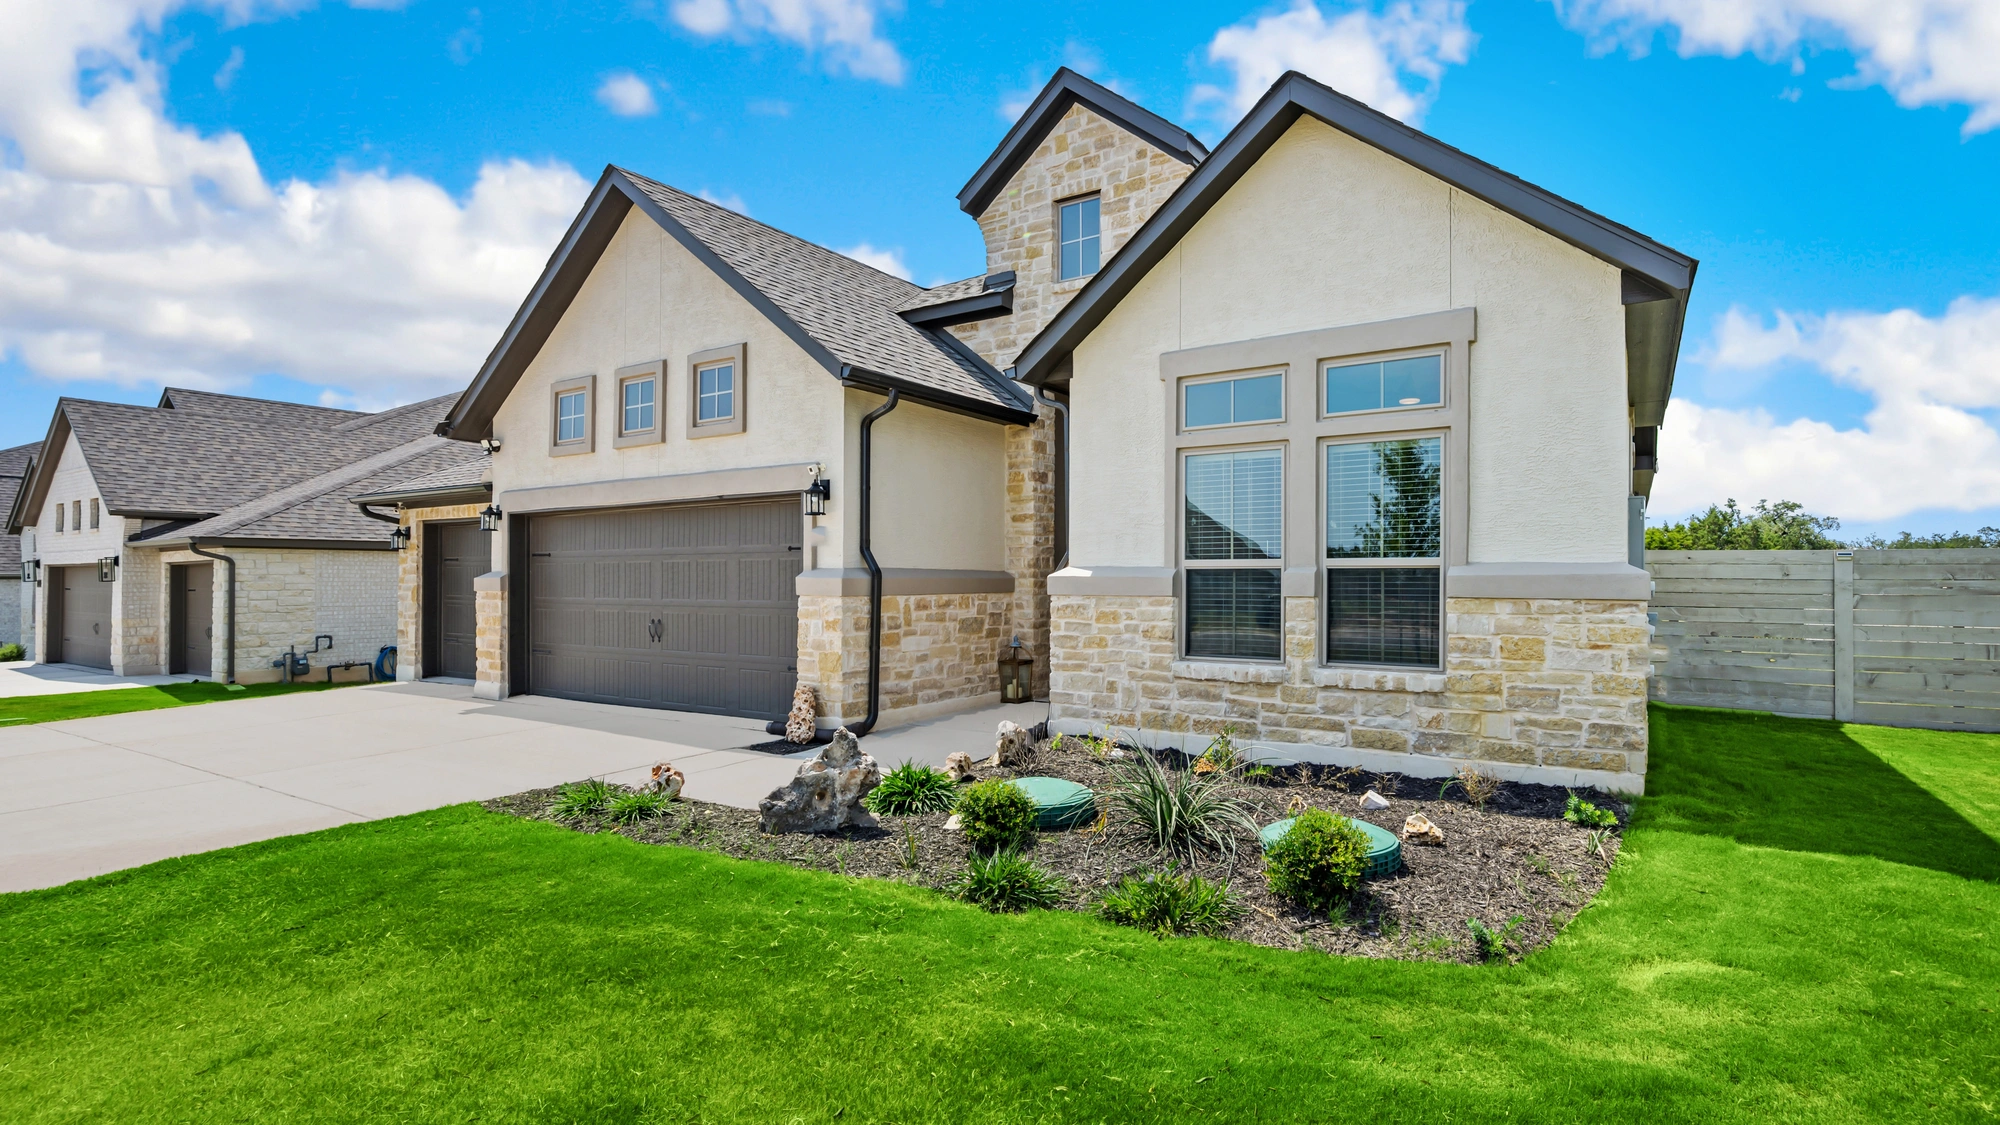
0 679 352 725
1 705 1995 1123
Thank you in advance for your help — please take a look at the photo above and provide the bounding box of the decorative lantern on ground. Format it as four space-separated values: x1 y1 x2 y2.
999 634 1033 704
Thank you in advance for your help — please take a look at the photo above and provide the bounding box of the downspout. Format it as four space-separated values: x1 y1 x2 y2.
186 540 237 684
848 388 900 737
1033 385 1070 571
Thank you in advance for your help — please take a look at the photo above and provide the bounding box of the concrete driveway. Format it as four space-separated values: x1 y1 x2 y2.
0 680 1042 894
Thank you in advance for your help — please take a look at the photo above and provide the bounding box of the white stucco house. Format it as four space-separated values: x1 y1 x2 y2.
373 68 1691 790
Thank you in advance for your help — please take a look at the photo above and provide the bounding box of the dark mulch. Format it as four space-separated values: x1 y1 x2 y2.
485 736 1625 964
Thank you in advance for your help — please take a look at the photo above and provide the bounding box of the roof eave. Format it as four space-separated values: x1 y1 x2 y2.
838 366 1037 426
898 287 1015 329
348 482 494 508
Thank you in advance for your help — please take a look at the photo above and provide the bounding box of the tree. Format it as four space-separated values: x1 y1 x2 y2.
1644 499 1843 551
1849 527 2000 549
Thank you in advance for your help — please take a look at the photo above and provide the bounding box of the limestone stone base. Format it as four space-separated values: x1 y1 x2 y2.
798 590 1021 728
1048 594 1652 792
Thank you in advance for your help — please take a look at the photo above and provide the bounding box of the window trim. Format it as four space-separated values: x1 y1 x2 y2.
1178 442 1288 664
1319 430 1446 671
1179 368 1288 432
686 343 747 438
548 374 595 456
612 361 665 448
1055 193 1102 283
1159 307 1474 670
1319 346 1448 420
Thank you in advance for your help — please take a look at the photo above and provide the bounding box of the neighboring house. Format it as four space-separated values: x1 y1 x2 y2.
4 389 473 682
395 68 1690 790
0 442 37 654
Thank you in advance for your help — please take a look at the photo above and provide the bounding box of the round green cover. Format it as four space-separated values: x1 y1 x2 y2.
1007 777 1097 830
1258 815 1402 879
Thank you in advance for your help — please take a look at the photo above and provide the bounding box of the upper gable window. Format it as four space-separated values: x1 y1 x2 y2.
698 363 733 423
89 499 99 530
1058 196 1101 281
548 374 595 456
55 502 64 533
1182 372 1283 431
687 343 747 438
1324 353 1443 416
613 361 664 448
72 500 81 533
557 392 587 441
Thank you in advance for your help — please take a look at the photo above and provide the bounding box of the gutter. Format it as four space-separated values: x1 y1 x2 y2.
186 540 237 684
850 388 900 737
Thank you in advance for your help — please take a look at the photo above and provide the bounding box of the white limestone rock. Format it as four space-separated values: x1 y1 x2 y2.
988 720 1034 768
784 684 819 745
944 752 977 782
1359 789 1392 810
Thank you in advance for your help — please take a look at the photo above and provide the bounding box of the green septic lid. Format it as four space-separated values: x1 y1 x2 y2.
1258 815 1403 879
1007 777 1097 830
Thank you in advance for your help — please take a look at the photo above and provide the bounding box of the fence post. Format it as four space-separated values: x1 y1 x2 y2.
1833 549 1855 722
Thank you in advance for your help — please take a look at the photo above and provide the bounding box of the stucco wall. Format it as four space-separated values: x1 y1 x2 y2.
1069 115 1630 568
848 390 1007 572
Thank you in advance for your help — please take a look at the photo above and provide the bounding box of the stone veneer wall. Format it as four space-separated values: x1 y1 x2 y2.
473 573 507 700
126 547 397 683
797 591 1014 727
1003 414 1057 699
1048 594 1653 788
396 504 486 681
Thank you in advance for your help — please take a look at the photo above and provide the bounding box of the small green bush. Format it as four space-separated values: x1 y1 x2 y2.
865 761 959 816
548 778 613 822
955 779 1037 852
1263 809 1371 914
1109 750 1257 862
606 788 672 824
1097 870 1243 937
1467 914 1525 962
1564 793 1619 828
946 849 1067 912
0 643 23 662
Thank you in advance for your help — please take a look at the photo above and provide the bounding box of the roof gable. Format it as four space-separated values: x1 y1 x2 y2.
1013 71 1698 424
442 167 1034 441
957 68 1208 218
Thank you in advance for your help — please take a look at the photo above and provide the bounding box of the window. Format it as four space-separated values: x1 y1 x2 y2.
1324 436 1443 667
1183 372 1283 430
687 343 747 437
1182 448 1283 660
1057 196 1100 281
622 378 655 434
89 498 99 530
548 374 595 454
72 500 82 533
1324 353 1443 416
55 502 63 533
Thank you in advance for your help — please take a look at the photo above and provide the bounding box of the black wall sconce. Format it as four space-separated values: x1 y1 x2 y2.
803 476 831 516
389 525 412 551
97 556 118 582
479 504 504 533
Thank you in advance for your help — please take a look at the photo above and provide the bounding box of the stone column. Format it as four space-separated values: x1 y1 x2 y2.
472 571 507 700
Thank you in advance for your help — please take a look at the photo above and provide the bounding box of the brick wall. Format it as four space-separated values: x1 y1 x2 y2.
1049 594 1651 789
220 548 398 683
798 590 1016 727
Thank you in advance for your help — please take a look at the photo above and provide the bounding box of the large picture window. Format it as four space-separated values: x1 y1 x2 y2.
1324 436 1442 667
1182 448 1283 660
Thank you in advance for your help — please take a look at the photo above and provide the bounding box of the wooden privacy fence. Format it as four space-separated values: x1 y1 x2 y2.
1646 549 2000 732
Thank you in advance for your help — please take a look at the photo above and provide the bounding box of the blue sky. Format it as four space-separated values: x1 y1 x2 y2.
3 0 1997 541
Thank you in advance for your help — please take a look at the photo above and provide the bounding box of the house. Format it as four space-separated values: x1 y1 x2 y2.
401 68 1689 790
5 389 477 682
0 442 37 654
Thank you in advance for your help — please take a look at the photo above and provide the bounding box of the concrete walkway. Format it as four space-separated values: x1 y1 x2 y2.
0 681 1044 894
0 661 194 696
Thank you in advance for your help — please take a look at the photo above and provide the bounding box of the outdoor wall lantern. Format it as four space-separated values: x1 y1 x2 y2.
96 556 118 582
20 559 38 583
389 525 412 551
802 475 831 516
479 504 504 533
999 634 1034 704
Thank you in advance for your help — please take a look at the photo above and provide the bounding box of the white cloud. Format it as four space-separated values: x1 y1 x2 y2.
595 71 658 116
1549 0 2000 134
0 0 591 405
1655 297 2000 521
1193 0 1474 125
213 45 244 90
668 0 904 84
697 188 749 215
837 242 909 280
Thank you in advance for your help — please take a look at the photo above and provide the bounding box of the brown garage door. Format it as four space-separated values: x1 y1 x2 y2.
527 499 802 720
431 521 484 679
58 566 113 670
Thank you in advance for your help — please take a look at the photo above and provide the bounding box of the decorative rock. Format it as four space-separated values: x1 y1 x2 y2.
644 762 685 799
1359 789 1391 810
944 752 977 782
943 813 963 832
1401 813 1445 846
784 684 818 745
757 728 881 834
988 720 1034 768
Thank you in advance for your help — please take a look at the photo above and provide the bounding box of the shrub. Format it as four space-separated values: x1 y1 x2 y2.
865 761 959 816
955 779 1037 852
606 788 671 824
1192 727 1240 774
1467 914 1525 962
1097 870 1243 937
946 849 1067 912
1563 793 1619 828
1108 750 1257 862
1443 765 1503 810
548 778 613 822
0 643 23 662
1263 809 1371 914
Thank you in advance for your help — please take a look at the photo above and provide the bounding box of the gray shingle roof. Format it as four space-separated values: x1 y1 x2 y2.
617 170 1030 414
353 453 490 504
0 441 33 574
893 274 989 314
158 388 365 428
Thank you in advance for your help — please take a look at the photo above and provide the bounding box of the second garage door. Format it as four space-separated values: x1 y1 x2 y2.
58 566 113 670
527 499 802 721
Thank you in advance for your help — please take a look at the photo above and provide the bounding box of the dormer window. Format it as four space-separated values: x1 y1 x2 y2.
1058 195 1100 281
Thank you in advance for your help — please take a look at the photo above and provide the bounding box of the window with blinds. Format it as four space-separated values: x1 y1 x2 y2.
1324 436 1442 667
1183 448 1283 660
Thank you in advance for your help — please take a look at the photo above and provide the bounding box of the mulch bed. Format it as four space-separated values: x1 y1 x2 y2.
485 736 1625 964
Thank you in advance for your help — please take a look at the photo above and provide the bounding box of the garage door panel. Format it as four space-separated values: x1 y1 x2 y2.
737 611 793 660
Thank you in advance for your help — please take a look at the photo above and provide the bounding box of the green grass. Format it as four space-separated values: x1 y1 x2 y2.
1 704 1996 1123
0 679 350 725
